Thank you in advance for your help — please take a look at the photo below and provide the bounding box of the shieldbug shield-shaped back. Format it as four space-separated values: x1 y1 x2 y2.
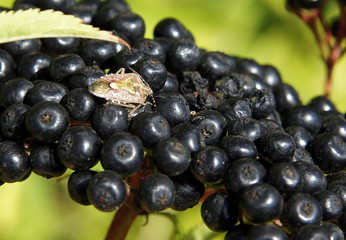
88 68 153 111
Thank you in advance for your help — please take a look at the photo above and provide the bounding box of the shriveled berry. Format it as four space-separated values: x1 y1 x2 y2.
170 170 205 211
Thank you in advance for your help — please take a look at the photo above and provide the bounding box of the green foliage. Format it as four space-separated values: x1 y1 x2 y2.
0 8 129 47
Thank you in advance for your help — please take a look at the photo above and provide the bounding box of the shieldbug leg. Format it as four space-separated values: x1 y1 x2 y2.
115 68 126 75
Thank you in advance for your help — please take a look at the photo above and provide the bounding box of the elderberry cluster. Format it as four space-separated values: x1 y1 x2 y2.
0 0 346 239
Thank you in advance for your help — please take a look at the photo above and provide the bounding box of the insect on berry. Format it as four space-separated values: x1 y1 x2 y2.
88 68 153 115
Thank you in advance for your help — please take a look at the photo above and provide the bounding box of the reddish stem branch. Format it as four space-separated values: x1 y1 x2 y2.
106 204 138 240
292 5 346 97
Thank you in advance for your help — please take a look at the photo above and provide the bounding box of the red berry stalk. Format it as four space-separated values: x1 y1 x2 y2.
288 0 346 97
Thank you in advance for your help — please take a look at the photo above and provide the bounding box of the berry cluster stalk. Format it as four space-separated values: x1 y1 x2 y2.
289 2 345 97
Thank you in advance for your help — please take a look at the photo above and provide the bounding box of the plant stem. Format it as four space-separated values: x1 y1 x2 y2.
291 5 346 97
106 205 138 240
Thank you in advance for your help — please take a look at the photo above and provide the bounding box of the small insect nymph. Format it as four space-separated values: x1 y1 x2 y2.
88 68 153 114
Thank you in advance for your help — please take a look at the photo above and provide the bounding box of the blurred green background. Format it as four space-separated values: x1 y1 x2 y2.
0 0 345 240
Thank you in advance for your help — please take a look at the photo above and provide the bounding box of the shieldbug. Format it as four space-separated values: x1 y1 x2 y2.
88 68 153 115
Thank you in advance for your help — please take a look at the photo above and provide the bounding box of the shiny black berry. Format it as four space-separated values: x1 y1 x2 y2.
17 52 52 80
61 88 97 122
280 192 322 231
138 173 175 212
258 131 296 163
224 158 266 194
109 11 145 43
273 83 302 113
218 135 257 162
190 110 227 146
68 170 96 205
80 40 119 68
42 37 80 55
201 192 239 232
239 183 284 223
132 57 167 92
68 65 105 90
190 146 228 184
0 49 15 82
49 53 85 83
0 78 34 107
0 103 30 141
91 103 128 140
57 125 102 170
2 39 41 60
25 101 70 143
309 132 346 173
87 170 127 212
154 90 190 126
30 143 67 178
153 137 191 177
154 17 194 41
0 141 30 183
166 38 200 73
246 223 289 240
129 111 171 149
101 132 144 177
26 81 69 106
283 105 322 136
267 162 302 199
171 122 205 153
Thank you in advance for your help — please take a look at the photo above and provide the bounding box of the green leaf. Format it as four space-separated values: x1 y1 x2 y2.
0 8 130 48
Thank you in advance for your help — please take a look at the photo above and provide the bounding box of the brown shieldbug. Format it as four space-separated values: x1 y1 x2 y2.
88 68 153 114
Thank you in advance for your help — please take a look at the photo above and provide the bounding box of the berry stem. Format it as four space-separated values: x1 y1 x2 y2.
105 204 138 240
290 4 346 97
